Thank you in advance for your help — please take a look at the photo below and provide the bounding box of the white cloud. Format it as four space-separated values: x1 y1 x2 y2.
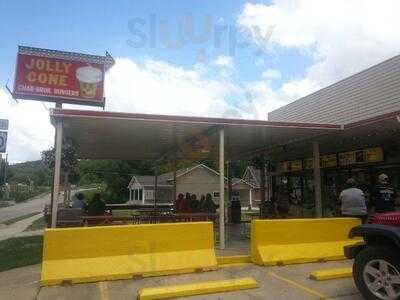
242 80 298 119
281 78 319 100
105 57 288 121
217 17 225 24
0 89 54 163
262 69 281 80
238 0 400 91
214 55 234 69
105 57 238 117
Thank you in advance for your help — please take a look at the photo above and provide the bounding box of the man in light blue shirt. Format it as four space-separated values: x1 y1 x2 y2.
71 193 86 210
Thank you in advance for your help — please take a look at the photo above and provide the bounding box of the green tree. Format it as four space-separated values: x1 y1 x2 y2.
41 141 78 176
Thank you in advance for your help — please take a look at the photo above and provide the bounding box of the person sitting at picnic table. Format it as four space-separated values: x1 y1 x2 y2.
87 193 106 216
71 192 86 210
189 194 200 212
185 192 191 202
199 194 206 212
174 193 184 212
177 192 191 213
203 193 217 213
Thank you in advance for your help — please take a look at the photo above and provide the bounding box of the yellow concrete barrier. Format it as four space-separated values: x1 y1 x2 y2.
217 255 252 265
251 218 361 266
310 267 353 281
41 222 217 286
138 277 259 300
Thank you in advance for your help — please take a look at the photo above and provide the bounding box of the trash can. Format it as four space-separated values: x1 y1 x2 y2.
231 200 241 223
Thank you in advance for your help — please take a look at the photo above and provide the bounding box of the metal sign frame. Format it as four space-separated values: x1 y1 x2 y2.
0 131 7 153
0 119 8 131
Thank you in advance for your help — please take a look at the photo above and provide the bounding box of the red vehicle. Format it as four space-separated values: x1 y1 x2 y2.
345 211 400 300
372 212 400 227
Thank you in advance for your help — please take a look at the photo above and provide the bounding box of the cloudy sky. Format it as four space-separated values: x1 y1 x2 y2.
1 0 400 163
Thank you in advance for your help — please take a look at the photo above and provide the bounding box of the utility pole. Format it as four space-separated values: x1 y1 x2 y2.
0 153 3 186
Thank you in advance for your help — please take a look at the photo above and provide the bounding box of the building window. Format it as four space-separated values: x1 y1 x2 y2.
133 188 143 201
145 190 154 200
213 191 220 198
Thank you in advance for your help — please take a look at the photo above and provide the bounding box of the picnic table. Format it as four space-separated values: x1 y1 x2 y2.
106 203 173 211
46 203 218 228
83 215 132 226
132 213 218 224
82 212 218 226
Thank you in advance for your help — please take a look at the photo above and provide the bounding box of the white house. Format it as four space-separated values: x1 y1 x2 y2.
127 164 256 208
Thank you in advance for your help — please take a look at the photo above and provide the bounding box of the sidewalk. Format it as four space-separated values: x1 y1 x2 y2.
0 213 44 241
0 260 362 300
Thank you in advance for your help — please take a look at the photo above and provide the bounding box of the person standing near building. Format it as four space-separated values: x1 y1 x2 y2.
276 184 290 218
372 173 397 213
339 178 368 223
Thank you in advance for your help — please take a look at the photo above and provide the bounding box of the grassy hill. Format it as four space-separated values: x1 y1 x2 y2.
7 160 51 186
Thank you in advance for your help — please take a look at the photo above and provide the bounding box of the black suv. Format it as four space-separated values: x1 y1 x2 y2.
345 224 400 300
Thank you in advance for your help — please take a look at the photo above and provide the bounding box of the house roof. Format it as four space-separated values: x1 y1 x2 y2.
242 166 261 188
128 164 254 189
128 175 172 188
129 165 195 188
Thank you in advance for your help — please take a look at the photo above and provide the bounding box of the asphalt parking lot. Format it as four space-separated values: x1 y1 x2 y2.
0 260 362 300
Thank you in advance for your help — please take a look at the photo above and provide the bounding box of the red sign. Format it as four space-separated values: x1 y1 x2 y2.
13 47 113 106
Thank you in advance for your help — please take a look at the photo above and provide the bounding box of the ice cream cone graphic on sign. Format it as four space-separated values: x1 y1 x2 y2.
76 65 103 98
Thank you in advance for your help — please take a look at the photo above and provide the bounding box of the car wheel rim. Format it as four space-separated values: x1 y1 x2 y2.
363 259 400 300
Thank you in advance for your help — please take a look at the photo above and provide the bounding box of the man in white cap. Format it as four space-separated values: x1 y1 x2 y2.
372 173 397 213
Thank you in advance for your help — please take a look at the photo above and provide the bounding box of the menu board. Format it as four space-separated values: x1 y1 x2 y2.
289 160 303 172
280 160 303 172
281 147 383 172
303 158 314 170
303 155 337 170
338 151 356 166
320 154 338 168
339 147 384 166
365 147 384 162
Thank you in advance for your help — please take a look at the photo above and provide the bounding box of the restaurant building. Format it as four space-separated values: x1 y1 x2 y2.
44 48 399 248
267 55 400 216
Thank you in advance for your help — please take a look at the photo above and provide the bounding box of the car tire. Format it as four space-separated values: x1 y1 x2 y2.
353 245 400 300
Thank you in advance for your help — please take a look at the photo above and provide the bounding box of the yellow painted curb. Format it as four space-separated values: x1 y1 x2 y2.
219 262 252 268
310 267 353 281
138 277 259 300
217 255 252 265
